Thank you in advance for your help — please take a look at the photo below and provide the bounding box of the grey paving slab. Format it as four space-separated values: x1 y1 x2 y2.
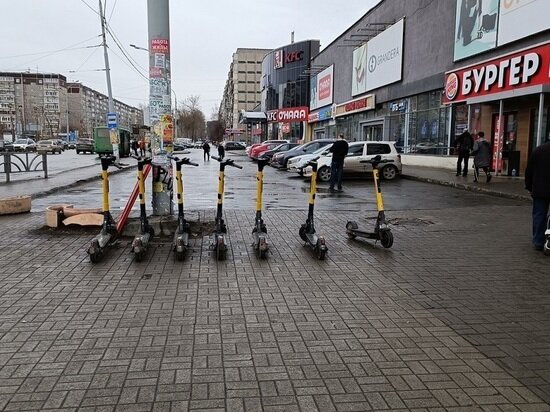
0 188 549 411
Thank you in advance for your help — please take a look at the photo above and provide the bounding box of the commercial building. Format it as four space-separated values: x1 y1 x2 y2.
220 48 271 139
306 0 550 175
260 39 320 141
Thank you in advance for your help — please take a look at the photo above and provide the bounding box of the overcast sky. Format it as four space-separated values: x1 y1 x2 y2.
1 0 380 117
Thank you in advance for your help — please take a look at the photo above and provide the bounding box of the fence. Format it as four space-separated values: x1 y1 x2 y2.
0 152 48 183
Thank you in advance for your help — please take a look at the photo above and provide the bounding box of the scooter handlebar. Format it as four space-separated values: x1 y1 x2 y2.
306 156 321 166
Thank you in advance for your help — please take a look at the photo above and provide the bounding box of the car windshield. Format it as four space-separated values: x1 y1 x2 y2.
40 141 52 144
313 144 332 155
15 139 26 144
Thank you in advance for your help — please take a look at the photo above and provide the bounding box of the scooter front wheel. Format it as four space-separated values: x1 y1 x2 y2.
544 240 550 255
346 221 358 239
315 242 327 260
299 224 308 242
89 251 102 263
380 229 394 248
175 250 186 261
134 251 145 262
216 246 227 261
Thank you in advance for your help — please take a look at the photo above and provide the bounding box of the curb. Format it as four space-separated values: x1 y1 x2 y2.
30 164 136 200
402 174 531 202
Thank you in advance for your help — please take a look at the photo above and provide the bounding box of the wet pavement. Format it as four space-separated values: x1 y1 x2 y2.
2 149 550 411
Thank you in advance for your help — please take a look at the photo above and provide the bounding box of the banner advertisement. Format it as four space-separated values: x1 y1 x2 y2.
454 0 499 61
498 0 550 46
352 44 367 96
310 65 334 111
444 42 550 104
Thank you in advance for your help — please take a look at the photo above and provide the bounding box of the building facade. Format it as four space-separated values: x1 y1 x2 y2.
0 72 143 140
67 83 143 138
0 72 68 139
260 39 320 141
306 0 550 175
220 48 271 138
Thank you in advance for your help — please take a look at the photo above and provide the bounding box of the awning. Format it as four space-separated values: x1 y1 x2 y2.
239 111 267 124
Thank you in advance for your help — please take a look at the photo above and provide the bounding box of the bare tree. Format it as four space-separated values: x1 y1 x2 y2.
178 95 205 140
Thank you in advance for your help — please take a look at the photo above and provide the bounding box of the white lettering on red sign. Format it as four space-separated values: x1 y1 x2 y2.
277 108 307 122
319 74 331 100
459 52 540 98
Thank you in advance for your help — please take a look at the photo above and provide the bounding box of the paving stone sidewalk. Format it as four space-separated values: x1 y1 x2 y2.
0 198 549 411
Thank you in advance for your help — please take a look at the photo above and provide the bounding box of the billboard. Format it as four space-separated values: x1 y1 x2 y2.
352 19 404 95
498 0 550 46
454 0 499 61
310 65 334 110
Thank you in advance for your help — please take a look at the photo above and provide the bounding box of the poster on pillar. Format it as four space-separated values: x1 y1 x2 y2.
492 115 504 172
160 114 173 146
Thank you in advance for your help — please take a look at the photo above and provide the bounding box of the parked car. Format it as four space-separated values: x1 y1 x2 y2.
223 141 246 150
302 141 402 181
0 139 14 152
271 139 335 169
76 138 95 154
249 141 289 160
12 138 37 152
258 142 300 162
56 139 68 150
67 141 76 149
37 140 63 154
246 140 283 157
287 144 333 174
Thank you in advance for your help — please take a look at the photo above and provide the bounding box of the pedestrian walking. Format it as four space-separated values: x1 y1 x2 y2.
131 139 139 157
217 143 225 160
455 128 474 176
328 134 349 193
138 139 146 157
471 131 492 183
525 140 550 251
202 141 210 161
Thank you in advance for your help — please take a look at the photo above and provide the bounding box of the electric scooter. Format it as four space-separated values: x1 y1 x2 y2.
88 155 122 263
346 155 394 248
299 157 328 260
168 154 199 261
211 156 242 260
131 156 154 262
252 158 269 258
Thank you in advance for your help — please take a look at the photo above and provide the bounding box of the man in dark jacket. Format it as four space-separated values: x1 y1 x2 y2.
525 140 550 251
329 134 349 193
202 141 210 161
455 128 473 176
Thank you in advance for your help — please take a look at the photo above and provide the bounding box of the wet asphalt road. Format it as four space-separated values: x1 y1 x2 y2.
31 148 522 214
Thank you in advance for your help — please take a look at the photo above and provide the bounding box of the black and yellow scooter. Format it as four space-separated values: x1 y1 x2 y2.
88 155 121 263
299 157 328 260
131 156 154 262
212 156 242 260
169 154 198 261
346 155 394 248
252 158 268 258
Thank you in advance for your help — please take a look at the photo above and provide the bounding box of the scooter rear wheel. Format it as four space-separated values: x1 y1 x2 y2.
346 221 358 239
380 229 394 249
299 224 308 242
135 251 145 262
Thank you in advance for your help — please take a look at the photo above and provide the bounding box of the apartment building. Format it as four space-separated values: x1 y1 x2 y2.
0 71 143 140
220 48 270 132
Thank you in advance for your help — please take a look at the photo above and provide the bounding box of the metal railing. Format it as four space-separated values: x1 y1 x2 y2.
0 152 48 182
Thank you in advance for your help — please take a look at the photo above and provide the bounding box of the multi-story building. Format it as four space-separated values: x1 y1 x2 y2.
67 82 143 138
220 48 270 136
0 71 143 140
0 72 68 139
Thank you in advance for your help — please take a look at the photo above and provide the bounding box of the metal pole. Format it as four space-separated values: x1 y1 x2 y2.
173 90 177 141
98 0 119 159
148 0 173 216
497 100 503 176
536 92 545 148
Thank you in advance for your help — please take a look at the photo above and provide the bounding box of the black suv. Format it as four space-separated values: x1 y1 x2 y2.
271 139 335 169
76 138 95 154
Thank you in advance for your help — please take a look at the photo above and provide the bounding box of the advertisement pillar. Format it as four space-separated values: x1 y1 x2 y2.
147 0 173 215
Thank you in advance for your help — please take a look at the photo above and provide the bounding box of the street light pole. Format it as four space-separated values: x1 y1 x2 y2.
98 0 119 159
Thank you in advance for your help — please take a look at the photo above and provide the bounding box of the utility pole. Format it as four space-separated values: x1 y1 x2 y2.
98 0 119 159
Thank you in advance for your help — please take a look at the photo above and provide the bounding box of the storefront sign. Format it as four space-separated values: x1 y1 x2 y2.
267 106 309 123
334 95 375 117
444 43 550 104
310 65 334 110
307 106 333 123
274 50 284 69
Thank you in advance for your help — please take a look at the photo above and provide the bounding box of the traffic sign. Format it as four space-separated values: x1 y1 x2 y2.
107 112 117 129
